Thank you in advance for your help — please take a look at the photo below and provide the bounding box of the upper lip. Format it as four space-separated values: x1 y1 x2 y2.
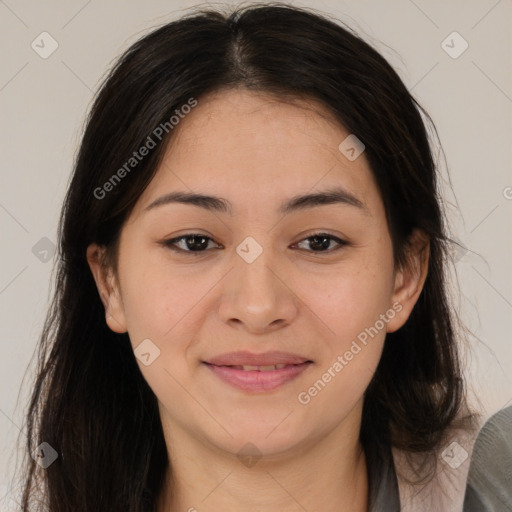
204 351 312 366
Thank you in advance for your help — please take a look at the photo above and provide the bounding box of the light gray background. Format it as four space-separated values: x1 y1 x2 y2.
1 0 511 507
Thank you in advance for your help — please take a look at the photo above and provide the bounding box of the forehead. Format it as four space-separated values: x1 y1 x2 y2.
130 88 381 220
170 88 348 158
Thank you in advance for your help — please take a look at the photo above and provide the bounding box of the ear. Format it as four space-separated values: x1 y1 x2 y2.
86 243 127 333
386 229 430 333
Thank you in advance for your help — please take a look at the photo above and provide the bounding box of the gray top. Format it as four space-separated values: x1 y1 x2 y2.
365 407 512 511
463 405 512 512
367 443 400 512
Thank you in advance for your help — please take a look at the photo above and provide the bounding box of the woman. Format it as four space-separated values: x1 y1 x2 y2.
17 3 480 511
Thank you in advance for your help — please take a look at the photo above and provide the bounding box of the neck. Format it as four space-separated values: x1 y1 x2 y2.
157 410 369 512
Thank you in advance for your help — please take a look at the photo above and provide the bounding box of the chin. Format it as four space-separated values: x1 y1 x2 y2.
206 419 317 461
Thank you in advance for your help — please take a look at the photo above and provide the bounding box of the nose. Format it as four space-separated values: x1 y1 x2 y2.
217 247 299 334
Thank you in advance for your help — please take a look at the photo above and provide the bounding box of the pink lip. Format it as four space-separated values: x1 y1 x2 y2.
205 350 311 366
203 351 313 392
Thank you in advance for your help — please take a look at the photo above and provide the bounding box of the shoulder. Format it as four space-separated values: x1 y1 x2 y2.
392 410 482 512
463 405 512 512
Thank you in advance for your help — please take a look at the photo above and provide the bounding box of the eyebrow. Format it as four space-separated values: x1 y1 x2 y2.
144 186 367 216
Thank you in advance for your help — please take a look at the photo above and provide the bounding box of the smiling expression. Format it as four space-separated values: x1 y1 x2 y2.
87 88 421 458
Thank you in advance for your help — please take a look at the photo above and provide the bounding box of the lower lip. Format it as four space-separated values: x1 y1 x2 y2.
203 362 312 392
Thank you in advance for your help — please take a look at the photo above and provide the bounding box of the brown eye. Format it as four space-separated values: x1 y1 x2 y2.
163 234 220 254
295 233 347 253
162 232 347 256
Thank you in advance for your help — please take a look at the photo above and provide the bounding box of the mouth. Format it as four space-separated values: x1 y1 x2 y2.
204 350 312 366
202 352 313 392
209 363 298 371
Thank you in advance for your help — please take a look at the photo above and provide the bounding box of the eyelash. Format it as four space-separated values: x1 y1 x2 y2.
161 232 348 256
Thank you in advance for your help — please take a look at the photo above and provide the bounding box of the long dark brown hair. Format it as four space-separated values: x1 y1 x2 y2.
15 3 475 510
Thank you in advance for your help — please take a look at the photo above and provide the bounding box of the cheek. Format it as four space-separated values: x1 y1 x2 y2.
306 262 394 354
297 334 384 436
119 262 200 408
296 267 393 412
307 278 388 395
119 248 201 344
298 253 394 421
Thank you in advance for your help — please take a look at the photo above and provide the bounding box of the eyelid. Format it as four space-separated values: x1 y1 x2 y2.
161 231 348 256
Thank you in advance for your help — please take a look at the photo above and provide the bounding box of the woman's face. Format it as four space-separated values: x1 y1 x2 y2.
88 88 422 459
